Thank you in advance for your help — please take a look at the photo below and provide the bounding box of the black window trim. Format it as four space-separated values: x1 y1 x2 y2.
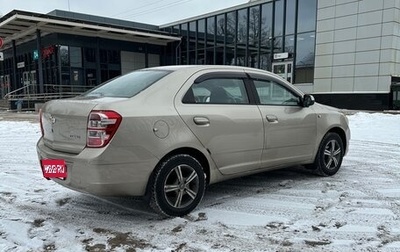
245 73 303 106
183 72 257 105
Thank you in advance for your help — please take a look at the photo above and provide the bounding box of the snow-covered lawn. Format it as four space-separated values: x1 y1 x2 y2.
1 112 399 251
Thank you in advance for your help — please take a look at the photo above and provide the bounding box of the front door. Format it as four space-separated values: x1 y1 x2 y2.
252 78 317 168
272 61 293 83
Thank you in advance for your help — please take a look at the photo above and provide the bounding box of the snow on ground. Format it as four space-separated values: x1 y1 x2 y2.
0 112 400 251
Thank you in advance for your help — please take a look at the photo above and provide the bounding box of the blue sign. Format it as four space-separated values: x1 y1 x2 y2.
33 50 39 60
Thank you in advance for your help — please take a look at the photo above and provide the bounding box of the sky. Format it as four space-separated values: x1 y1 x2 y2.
0 0 249 25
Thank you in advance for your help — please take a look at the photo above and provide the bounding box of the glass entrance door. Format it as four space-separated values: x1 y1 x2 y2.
272 62 293 83
391 83 400 110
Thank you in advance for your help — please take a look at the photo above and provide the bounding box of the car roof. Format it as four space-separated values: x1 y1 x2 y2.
146 65 266 73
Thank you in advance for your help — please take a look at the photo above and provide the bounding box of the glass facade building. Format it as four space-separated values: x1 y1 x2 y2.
2 0 400 110
162 0 317 85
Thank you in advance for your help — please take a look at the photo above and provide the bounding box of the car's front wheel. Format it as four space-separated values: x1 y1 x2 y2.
311 132 344 176
149 154 206 217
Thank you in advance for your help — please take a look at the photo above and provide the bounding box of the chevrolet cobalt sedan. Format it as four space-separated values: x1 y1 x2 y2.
37 65 350 217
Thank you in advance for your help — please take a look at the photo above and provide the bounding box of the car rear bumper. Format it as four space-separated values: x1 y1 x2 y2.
36 138 157 196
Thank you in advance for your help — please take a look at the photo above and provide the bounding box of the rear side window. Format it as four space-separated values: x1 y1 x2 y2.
183 78 249 104
84 70 171 98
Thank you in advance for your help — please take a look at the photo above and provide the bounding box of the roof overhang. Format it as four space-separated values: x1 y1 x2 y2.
0 10 181 50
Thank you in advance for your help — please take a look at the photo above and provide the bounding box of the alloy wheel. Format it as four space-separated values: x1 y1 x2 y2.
163 164 200 209
323 139 342 170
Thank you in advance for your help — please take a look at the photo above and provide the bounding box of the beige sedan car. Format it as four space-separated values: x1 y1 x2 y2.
37 65 350 217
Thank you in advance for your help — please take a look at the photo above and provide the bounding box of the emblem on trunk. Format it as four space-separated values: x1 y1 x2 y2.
49 115 56 124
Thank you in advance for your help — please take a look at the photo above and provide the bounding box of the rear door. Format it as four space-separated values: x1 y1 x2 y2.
175 71 264 175
250 77 317 168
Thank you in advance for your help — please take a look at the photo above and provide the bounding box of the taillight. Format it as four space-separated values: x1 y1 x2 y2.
87 110 122 148
39 109 44 137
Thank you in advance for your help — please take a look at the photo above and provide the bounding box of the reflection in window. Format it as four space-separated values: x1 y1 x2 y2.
261 3 272 49
260 3 273 71
59 46 69 67
183 78 249 104
274 0 284 37
224 12 235 65
70 47 82 68
207 16 215 44
249 6 259 47
226 12 236 45
237 8 248 66
189 21 196 51
298 0 317 33
189 21 196 37
237 9 248 47
198 19 205 39
254 80 300 106
198 19 206 51
84 48 96 63
285 35 294 54
217 14 225 38
248 6 260 67
273 37 283 54
296 32 315 83
286 0 296 35
173 25 180 34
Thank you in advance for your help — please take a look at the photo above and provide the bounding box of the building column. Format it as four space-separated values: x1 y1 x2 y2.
12 40 17 90
96 38 101 85
36 29 44 93
145 43 149 68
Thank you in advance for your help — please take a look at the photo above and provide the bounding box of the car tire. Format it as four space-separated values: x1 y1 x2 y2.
149 154 206 217
311 132 344 177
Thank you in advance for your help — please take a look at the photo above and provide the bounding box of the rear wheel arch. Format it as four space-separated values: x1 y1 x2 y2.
146 148 210 216
146 147 210 196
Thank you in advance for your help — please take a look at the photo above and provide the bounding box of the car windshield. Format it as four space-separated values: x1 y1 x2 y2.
84 70 171 98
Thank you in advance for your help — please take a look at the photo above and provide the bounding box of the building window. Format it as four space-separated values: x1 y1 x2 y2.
206 16 216 64
189 21 196 52
84 48 96 63
226 11 236 65
274 0 284 37
295 32 315 83
70 47 82 68
216 13 226 65
297 0 317 33
60 46 69 67
285 0 296 35
198 19 206 64
260 3 273 71
237 8 248 66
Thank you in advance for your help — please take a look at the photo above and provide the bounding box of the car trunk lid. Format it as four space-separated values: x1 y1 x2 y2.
40 97 121 154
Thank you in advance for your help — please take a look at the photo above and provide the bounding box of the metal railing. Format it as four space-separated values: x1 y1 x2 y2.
3 84 96 110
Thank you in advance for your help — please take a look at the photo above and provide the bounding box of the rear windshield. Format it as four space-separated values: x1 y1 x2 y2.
84 70 171 98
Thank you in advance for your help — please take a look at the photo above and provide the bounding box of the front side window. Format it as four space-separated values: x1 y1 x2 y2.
254 79 300 106
183 78 249 104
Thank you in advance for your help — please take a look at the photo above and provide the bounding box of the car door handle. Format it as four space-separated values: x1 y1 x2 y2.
193 117 210 126
266 115 278 123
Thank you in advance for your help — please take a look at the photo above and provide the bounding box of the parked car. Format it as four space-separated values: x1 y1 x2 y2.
37 65 350 217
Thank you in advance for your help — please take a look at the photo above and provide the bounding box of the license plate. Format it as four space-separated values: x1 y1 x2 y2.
41 159 67 179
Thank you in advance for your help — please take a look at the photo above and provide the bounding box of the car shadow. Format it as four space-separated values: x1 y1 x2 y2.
61 166 317 219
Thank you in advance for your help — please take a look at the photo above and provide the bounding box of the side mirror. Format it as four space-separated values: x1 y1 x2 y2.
302 94 315 107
